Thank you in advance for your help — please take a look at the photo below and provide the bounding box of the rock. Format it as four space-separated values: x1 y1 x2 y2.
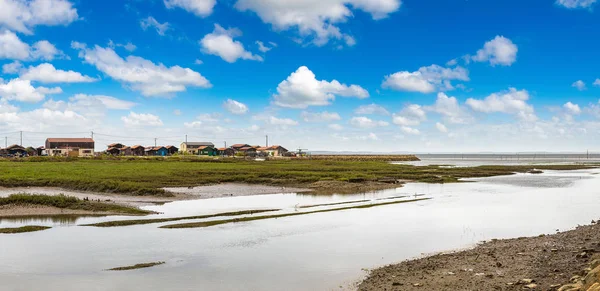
524 283 538 289
549 284 561 289
551 249 559 252
591 259 600 269
571 275 582 283
578 252 590 259
412 283 423 287
557 283 582 291
521 279 535 284
447 272 455 275
392 282 401 286
475 273 485 276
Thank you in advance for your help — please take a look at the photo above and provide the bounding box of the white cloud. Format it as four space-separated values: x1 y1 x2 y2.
400 126 420 135
273 66 369 108
354 103 390 115
349 116 389 128
446 59 458 66
392 104 427 126
140 16 170 36
359 132 379 141
328 123 343 131
73 43 211 97
200 24 263 63
2 61 22 74
563 102 581 115
466 88 537 122
301 111 341 122
163 0 216 17
382 65 469 93
0 78 61 102
44 94 136 118
470 36 518 66
184 120 202 128
20 63 97 83
123 42 137 52
194 59 203 65
0 30 64 61
0 0 78 35
256 41 276 53
223 99 249 115
266 116 298 126
572 80 586 91
121 111 163 127
234 0 401 46
556 0 597 9
435 122 448 133
425 92 472 124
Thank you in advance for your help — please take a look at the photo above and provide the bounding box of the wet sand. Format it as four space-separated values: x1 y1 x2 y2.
0 205 134 217
359 221 600 291
163 183 311 198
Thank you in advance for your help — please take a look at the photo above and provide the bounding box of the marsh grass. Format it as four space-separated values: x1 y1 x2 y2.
0 158 593 196
160 197 432 229
107 261 165 271
0 194 152 215
297 199 370 209
83 209 280 227
0 225 51 234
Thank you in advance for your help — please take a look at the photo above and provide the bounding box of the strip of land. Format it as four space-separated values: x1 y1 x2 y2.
0 194 153 217
358 221 600 291
106 261 165 271
161 197 432 229
83 209 281 227
0 225 51 234
0 157 592 196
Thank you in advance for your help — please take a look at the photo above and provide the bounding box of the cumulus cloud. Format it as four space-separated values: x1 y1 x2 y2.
0 108 89 133
328 123 343 131
256 41 276 53
20 63 97 83
44 94 136 118
556 0 597 9
200 24 263 63
301 111 341 122
400 126 420 135
470 36 518 66
0 78 61 103
354 103 390 115
266 116 298 126
0 0 79 34
0 31 64 61
273 66 369 108
163 0 216 17
2 61 22 74
223 99 249 115
73 43 211 97
382 64 469 93
466 88 537 122
140 16 170 36
234 0 401 46
425 92 473 124
349 116 389 128
392 104 427 126
572 80 586 91
121 111 163 127
436 122 448 133
563 102 581 115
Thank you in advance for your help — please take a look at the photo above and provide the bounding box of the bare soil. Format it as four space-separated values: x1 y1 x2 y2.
359 222 600 291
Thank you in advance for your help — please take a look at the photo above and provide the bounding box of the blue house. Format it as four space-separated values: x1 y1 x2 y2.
145 146 169 156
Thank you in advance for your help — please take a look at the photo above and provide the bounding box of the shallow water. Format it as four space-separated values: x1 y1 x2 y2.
1 169 600 291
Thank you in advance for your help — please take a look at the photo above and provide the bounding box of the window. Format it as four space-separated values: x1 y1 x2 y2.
82 150 92 154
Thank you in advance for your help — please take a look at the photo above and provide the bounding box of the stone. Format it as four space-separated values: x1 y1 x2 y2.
524 283 538 289
412 283 423 287
521 279 535 284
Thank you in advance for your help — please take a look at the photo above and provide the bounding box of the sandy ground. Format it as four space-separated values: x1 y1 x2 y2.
163 183 311 198
358 222 600 291
0 204 129 217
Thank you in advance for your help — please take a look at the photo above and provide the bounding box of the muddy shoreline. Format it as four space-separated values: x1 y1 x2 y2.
359 221 600 290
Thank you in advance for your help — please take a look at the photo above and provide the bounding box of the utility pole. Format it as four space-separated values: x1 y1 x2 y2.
91 131 94 139
4 137 6 148
185 134 188 144
154 138 157 147
20 131 22 146
266 135 269 147
224 141 227 148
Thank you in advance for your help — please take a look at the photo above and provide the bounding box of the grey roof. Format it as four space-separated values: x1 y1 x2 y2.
182 142 214 147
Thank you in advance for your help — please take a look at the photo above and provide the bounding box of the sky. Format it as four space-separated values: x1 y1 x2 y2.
1 0 600 152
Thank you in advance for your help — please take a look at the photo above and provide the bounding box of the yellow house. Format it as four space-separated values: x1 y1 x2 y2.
180 142 215 154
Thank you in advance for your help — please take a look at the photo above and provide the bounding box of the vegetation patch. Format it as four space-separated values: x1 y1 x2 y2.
160 197 432 229
107 261 165 271
83 209 280 227
0 194 153 215
297 199 370 209
0 225 51 234
0 158 593 196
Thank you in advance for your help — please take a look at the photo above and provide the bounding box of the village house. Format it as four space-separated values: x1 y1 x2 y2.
36 146 46 156
197 145 218 156
230 144 251 151
238 146 257 156
266 145 289 157
45 138 95 157
145 146 168 156
165 145 179 155
180 142 214 154
217 147 235 156
130 145 145 156
5 145 27 156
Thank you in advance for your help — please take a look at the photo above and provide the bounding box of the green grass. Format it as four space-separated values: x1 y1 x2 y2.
0 225 51 234
0 194 152 215
0 158 593 196
107 261 165 271
83 209 280 227
160 197 432 229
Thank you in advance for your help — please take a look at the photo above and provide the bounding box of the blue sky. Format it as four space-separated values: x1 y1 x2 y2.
1 0 600 152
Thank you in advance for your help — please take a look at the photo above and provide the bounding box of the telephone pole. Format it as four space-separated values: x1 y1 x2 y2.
91 131 94 139
265 135 269 147
154 138 157 147
19 131 22 146
4 137 6 148
185 134 187 144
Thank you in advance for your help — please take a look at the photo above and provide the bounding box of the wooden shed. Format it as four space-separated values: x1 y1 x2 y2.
198 145 218 156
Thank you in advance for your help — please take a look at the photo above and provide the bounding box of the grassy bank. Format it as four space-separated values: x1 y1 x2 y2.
0 194 152 215
107 261 165 271
84 209 280 227
0 225 51 234
160 197 432 229
0 158 593 196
